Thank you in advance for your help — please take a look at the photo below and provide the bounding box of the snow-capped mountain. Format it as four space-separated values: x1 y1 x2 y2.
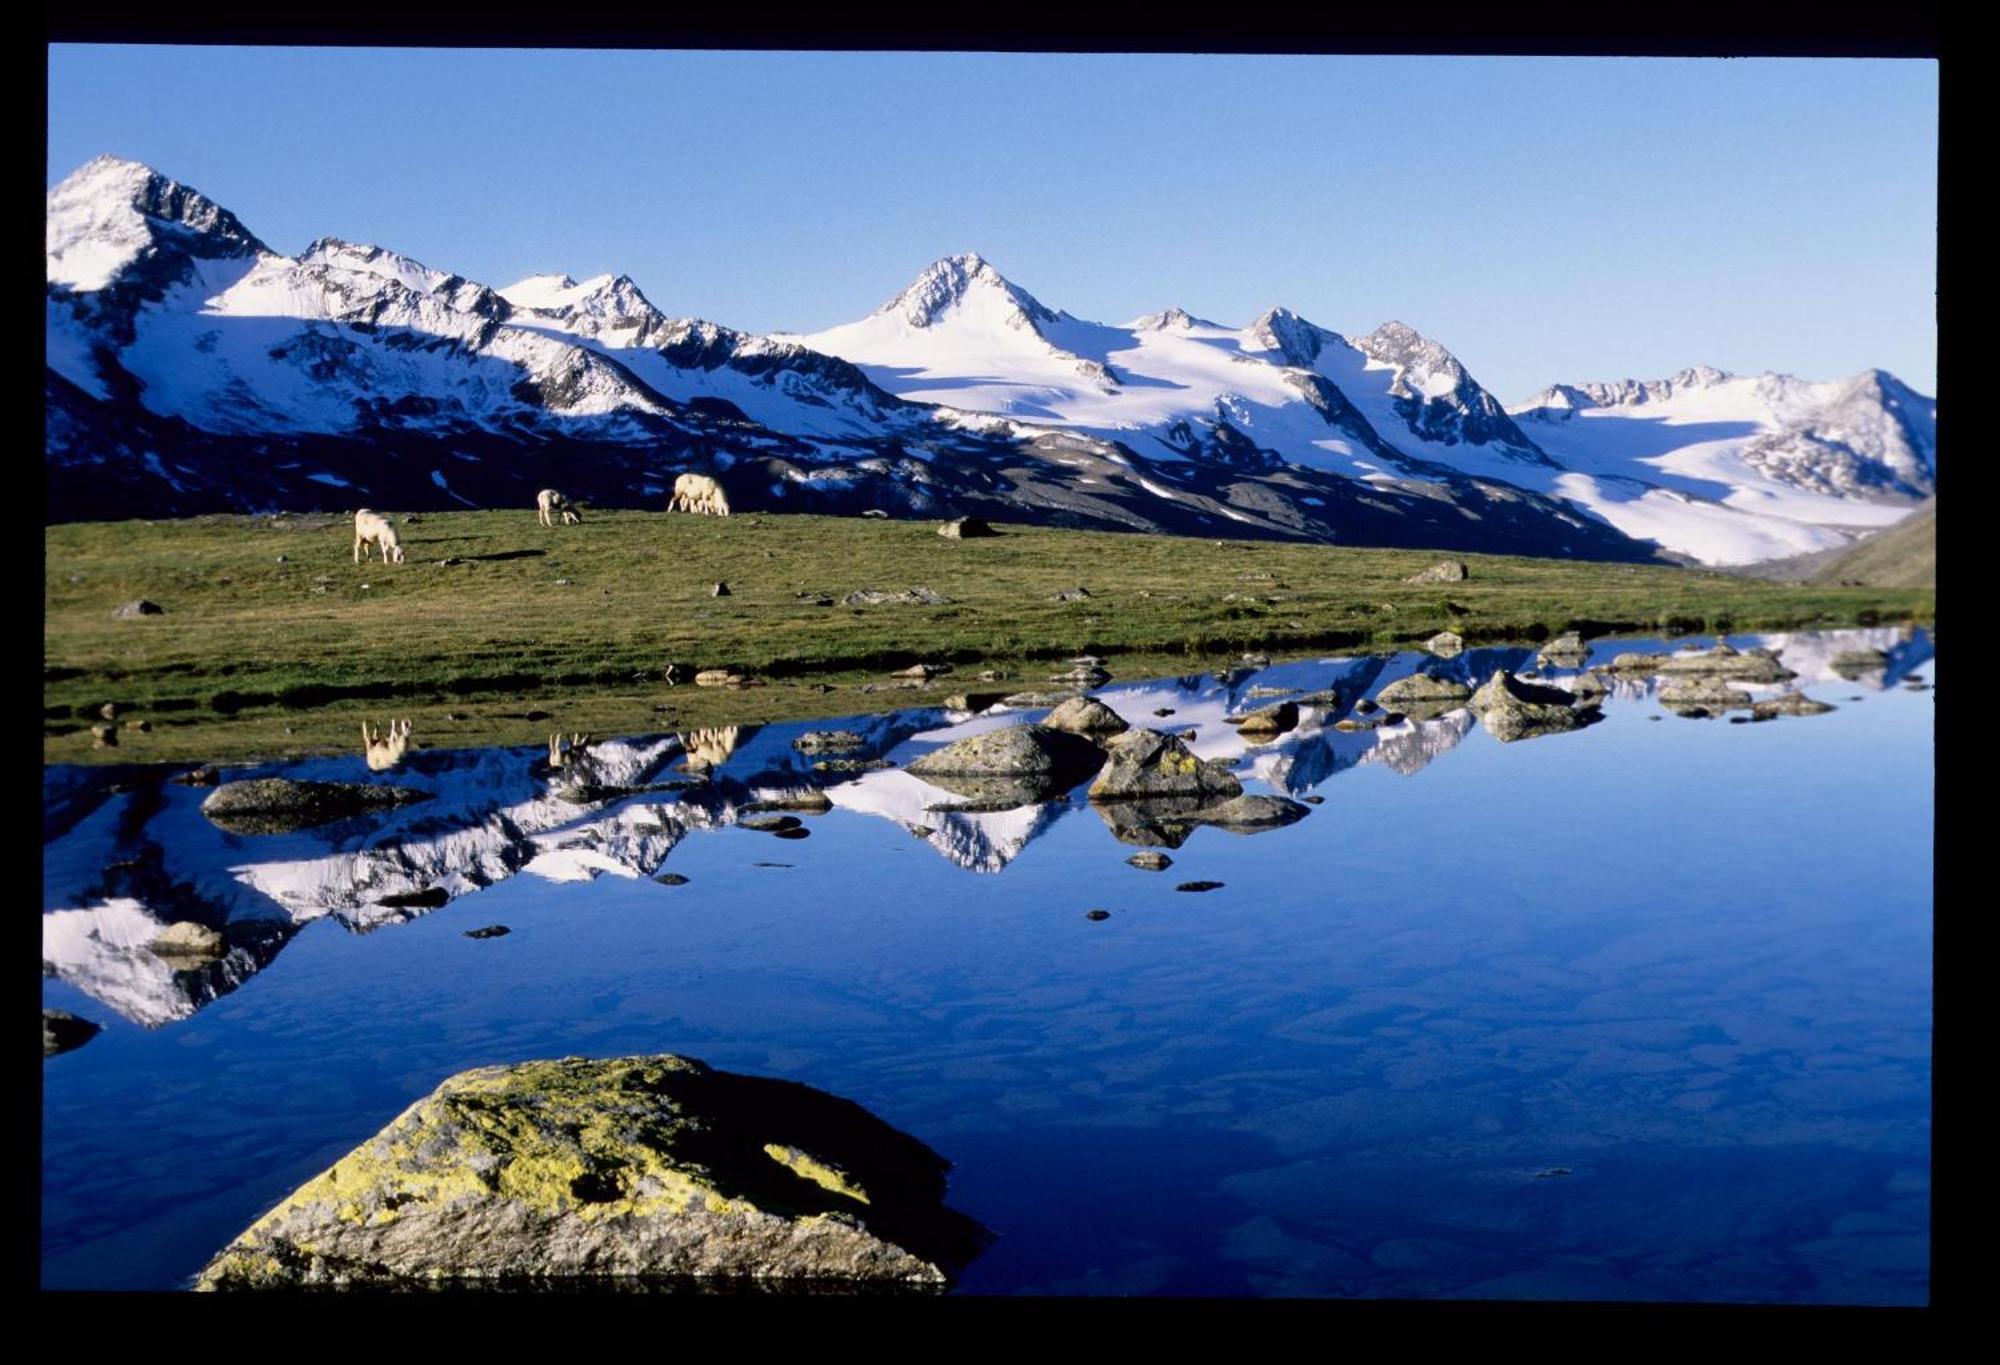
45 156 1933 565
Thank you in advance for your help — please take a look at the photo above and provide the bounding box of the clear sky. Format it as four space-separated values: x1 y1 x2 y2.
47 47 1937 401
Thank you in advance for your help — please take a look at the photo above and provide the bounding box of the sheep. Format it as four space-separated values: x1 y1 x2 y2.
677 725 741 775
353 509 406 564
361 718 413 771
669 473 731 517
537 488 583 526
548 732 592 770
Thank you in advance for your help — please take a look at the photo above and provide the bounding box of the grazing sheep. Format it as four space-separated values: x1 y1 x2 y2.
669 473 731 517
537 488 583 526
361 718 413 771
677 726 741 774
547 732 592 770
353 509 406 565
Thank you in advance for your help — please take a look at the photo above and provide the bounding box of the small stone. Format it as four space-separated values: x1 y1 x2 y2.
1126 852 1172 871
712 582 731 597
463 925 511 940
1084 909 1111 922
113 599 164 619
1302 795 1325 805
654 873 691 886
1153 708 1176 717
1176 881 1224 893
91 723 117 747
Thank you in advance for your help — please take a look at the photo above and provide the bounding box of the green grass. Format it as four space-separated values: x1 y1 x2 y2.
44 509 1934 764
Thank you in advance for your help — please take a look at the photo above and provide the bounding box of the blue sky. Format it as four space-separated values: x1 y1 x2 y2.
47 48 1936 400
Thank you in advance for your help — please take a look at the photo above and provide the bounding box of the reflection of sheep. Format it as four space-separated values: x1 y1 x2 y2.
677 726 741 774
353 510 406 564
669 473 730 517
537 488 583 526
548 732 592 769
362 718 412 771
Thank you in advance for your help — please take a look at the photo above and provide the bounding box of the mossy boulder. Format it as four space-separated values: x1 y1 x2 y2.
1088 729 1242 803
1468 670 1596 743
195 1054 987 1290
200 778 431 834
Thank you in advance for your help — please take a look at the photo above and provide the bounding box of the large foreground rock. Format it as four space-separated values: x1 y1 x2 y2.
196 1054 987 1290
1468 670 1596 743
200 778 432 834
1088 729 1242 803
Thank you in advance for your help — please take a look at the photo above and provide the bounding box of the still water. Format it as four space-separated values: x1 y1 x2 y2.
41 628 1933 1300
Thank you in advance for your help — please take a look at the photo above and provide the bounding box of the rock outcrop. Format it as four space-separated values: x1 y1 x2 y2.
200 778 432 834
195 1054 987 1289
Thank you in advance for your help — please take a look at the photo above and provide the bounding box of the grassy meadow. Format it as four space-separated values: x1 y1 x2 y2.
43 509 1934 764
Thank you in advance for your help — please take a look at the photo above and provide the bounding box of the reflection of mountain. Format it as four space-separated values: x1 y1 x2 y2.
43 629 1930 1025
1359 710 1478 776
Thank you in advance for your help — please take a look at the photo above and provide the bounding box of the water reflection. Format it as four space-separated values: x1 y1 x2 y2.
43 626 1931 1035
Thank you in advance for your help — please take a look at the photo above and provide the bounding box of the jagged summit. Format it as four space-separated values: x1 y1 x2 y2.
881 252 1065 330
1130 307 1220 332
1245 306 1342 368
47 155 268 290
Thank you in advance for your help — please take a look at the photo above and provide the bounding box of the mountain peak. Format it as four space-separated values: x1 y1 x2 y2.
881 253 1063 330
1246 306 1341 367
1131 307 1216 332
47 154 267 291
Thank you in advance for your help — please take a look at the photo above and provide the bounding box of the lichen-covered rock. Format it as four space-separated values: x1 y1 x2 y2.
195 1054 987 1290
1468 670 1594 742
1232 701 1299 737
1424 630 1465 658
905 723 1103 787
1655 646 1796 683
1657 677 1755 711
200 778 432 834
1538 631 1588 664
1041 696 1129 740
1088 730 1242 803
1404 560 1468 584
1376 674 1473 709
43 1008 101 1059
1568 671 1611 706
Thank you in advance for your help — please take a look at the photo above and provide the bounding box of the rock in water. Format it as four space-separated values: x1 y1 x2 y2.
1467 670 1594 743
1041 696 1130 740
1424 630 1465 658
1088 730 1242 802
1538 630 1588 665
1376 673 1473 710
1194 794 1311 832
1404 560 1468 584
151 921 226 960
1126 851 1173 871
1830 648 1891 678
43 1008 101 1058
1658 677 1756 711
792 731 866 754
200 778 432 834
905 723 1102 782
1752 691 1838 719
194 1054 986 1289
1232 701 1299 738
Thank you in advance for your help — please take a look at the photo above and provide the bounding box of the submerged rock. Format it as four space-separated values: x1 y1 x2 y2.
200 778 432 834
792 731 867 754
1830 647 1891 678
1655 646 1796 684
43 1008 101 1059
1468 670 1595 743
1126 851 1173 872
194 1054 987 1289
1194 794 1311 832
1752 691 1838 719
1537 630 1588 665
1658 677 1755 711
464 925 512 940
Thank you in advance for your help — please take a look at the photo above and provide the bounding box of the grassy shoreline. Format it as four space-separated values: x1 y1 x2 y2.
45 510 1933 765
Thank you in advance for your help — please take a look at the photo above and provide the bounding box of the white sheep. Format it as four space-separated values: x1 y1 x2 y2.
361 718 412 771
669 473 731 517
537 488 583 526
353 509 406 564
